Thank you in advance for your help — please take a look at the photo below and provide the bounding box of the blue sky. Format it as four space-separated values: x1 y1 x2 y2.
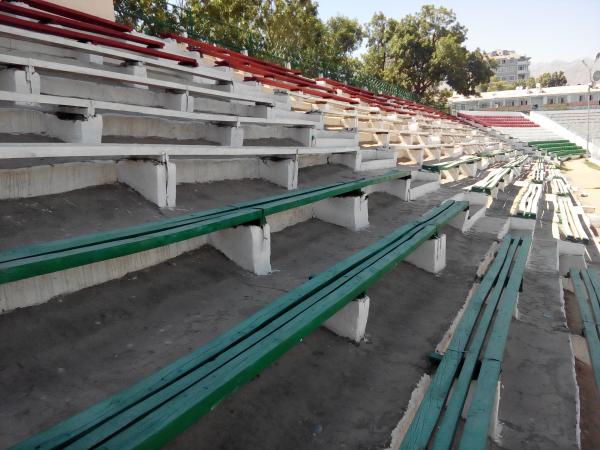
317 0 600 63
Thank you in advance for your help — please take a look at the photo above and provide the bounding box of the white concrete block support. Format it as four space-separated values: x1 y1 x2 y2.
330 151 360 171
406 234 447 273
259 157 298 190
206 125 244 146
48 115 103 144
373 178 411 200
323 295 370 343
164 92 194 112
313 194 369 231
0 67 40 94
209 224 271 275
122 61 148 89
117 159 176 208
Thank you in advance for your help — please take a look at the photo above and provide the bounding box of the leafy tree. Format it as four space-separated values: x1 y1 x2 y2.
319 16 364 79
114 0 183 35
536 71 567 87
362 5 494 101
361 12 398 77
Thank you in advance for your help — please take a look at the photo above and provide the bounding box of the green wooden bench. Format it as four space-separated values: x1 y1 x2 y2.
556 196 589 244
398 234 531 450
12 200 469 450
0 170 410 285
551 176 569 196
470 156 527 196
516 183 543 219
422 156 481 173
569 267 600 393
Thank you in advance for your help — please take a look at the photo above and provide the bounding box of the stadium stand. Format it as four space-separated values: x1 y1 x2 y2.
12 200 470 449
539 109 600 146
0 3 596 450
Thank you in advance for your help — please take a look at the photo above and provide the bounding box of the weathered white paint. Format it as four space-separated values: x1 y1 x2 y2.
0 161 117 199
323 295 370 343
406 234 446 273
209 224 271 275
313 194 369 231
117 159 176 208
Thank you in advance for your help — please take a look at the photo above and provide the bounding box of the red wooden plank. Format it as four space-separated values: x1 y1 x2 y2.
12 0 131 32
0 13 198 66
0 2 163 48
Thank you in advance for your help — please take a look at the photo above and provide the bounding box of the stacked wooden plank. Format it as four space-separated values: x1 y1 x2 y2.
399 235 532 450
12 201 469 450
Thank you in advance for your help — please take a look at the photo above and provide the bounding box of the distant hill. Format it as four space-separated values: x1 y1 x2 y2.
530 58 595 85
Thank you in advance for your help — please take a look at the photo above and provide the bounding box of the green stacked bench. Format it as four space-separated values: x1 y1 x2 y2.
556 196 589 243
469 156 527 195
569 267 600 392
528 140 585 160
398 234 532 450
422 156 481 173
12 200 469 450
0 170 411 285
516 183 543 219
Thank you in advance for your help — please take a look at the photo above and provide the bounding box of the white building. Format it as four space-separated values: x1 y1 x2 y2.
487 50 531 82
449 84 600 113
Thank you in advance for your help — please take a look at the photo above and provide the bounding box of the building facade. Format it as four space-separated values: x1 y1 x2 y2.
449 85 600 113
487 50 531 82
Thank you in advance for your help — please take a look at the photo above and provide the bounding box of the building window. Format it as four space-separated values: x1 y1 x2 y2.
560 97 565 104
548 98 554 104
580 95 584 101
518 65 525 70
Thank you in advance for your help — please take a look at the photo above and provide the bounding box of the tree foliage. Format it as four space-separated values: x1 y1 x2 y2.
112 1 496 104
361 5 494 101
536 71 568 87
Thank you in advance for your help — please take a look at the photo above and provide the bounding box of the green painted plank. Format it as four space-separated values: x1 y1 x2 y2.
586 269 600 330
68 224 438 450
13 200 466 450
430 238 520 450
570 269 600 393
91 225 439 450
458 236 532 450
398 235 514 450
0 171 410 283
581 269 600 329
1 170 407 264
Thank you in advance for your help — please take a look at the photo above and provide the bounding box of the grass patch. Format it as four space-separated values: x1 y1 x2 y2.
584 159 600 171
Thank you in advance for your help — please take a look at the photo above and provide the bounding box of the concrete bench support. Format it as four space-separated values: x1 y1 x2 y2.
409 170 441 200
209 224 271 275
122 61 148 89
406 234 446 273
50 114 103 144
206 125 244 146
323 295 370 343
117 158 176 208
330 151 360 171
373 178 411 201
0 67 40 95
313 193 369 231
259 157 298 190
449 192 487 232
463 162 478 178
